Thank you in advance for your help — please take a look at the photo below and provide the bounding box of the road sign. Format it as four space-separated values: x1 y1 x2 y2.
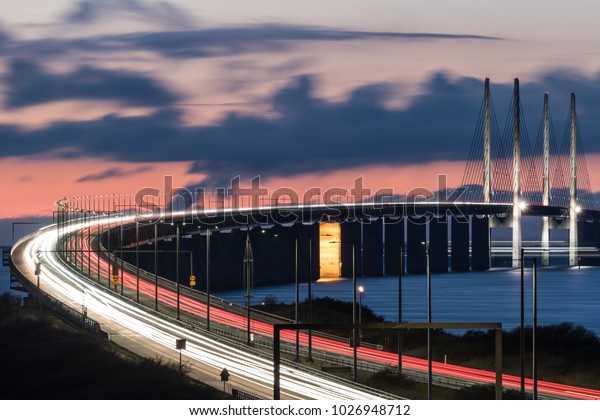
176 338 187 350
220 368 230 382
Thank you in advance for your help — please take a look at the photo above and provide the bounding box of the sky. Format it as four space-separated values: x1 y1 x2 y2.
3 0 600 242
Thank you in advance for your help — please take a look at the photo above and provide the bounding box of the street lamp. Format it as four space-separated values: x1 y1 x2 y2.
427 247 432 400
330 239 358 381
308 233 313 362
398 241 403 376
243 231 254 346
358 285 364 346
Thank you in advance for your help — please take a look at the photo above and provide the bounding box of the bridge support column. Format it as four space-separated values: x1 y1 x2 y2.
472 216 490 271
451 216 469 272
429 216 448 273
406 217 427 274
384 218 404 275
362 219 384 276
341 222 361 277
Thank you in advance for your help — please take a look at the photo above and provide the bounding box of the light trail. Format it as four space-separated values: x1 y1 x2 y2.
14 215 600 400
14 222 386 400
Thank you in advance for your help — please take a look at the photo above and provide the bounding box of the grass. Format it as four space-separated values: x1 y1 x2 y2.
0 293 227 399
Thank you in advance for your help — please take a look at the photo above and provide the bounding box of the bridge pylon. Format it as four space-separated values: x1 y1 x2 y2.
512 78 522 269
569 93 578 266
541 93 550 266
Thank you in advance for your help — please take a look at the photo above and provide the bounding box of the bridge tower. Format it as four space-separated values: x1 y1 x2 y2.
483 78 491 203
512 78 522 269
541 93 550 266
569 94 578 266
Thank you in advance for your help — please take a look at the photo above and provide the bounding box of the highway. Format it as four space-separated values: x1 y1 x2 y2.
12 216 600 400
11 220 391 400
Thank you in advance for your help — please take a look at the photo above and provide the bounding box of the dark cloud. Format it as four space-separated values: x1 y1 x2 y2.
1 71 600 189
3 58 179 108
0 27 9 44
6 25 501 60
102 25 500 59
64 0 191 27
76 165 153 182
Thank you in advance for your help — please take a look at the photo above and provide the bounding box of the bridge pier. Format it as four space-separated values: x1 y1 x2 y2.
384 217 404 275
362 219 384 276
472 216 491 271
429 216 448 273
451 216 469 272
406 217 427 274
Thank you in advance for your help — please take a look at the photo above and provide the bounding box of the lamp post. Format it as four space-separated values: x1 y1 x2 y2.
427 247 432 400
398 241 403 376
206 228 211 331
520 248 525 398
308 233 313 362
176 224 181 320
358 285 364 346
243 231 254 346
533 257 538 400
294 234 300 362
330 239 358 381
136 219 140 303
352 240 357 382
154 223 159 311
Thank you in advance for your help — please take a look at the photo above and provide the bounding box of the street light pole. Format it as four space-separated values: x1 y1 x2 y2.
154 223 158 311
520 247 525 398
176 224 180 320
206 228 211 331
244 232 254 346
398 241 403 376
352 240 358 382
294 235 300 362
358 285 364 346
136 220 140 302
427 247 432 400
533 257 538 400
308 233 313 362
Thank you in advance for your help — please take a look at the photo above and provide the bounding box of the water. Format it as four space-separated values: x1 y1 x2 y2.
216 267 600 335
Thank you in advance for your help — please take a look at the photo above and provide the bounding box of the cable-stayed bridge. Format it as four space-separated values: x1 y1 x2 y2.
7 78 600 400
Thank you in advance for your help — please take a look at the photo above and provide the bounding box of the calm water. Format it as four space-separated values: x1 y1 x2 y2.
216 267 600 335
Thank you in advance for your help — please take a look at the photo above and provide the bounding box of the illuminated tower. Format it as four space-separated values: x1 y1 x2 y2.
512 79 522 269
569 94 578 266
541 93 550 266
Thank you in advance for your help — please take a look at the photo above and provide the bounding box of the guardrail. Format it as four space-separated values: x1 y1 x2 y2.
9 260 107 339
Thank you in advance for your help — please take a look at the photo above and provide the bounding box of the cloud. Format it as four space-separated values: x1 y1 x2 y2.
76 165 153 182
3 58 179 108
2 70 600 189
5 24 501 60
63 0 191 28
102 25 500 59
0 26 9 44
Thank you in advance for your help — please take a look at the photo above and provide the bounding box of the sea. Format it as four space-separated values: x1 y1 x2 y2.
215 266 600 335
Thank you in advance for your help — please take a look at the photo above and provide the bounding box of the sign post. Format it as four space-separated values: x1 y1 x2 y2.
175 338 186 373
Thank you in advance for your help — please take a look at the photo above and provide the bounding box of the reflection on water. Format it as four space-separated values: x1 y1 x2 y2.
216 266 600 334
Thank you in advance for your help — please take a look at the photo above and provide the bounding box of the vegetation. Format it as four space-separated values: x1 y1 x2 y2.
258 296 600 393
0 293 227 399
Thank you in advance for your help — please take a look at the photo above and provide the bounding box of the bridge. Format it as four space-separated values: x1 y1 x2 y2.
50 78 600 288
8 78 600 400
